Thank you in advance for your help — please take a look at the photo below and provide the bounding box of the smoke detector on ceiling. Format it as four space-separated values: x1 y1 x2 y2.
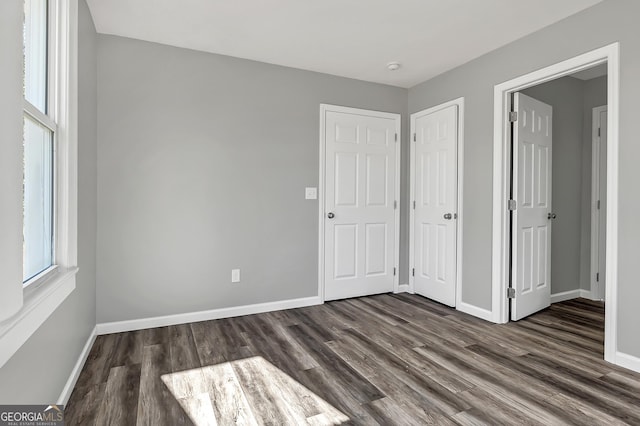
387 62 401 71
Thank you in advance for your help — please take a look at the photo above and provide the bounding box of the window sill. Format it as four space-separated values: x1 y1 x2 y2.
23 264 59 290
0 266 77 368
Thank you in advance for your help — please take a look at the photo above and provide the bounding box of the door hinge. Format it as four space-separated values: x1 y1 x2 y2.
412 268 415 277
413 133 416 142
413 200 416 209
394 200 397 209
508 199 517 211
395 133 398 142
597 200 601 210
509 111 518 122
393 267 397 276
507 287 516 299
596 272 600 282
598 127 601 137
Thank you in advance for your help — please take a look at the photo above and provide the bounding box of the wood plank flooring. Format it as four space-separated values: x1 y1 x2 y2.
65 296 640 425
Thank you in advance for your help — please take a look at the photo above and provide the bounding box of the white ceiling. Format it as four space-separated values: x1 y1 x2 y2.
86 0 603 88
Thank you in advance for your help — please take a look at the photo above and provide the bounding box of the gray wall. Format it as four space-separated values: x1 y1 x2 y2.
522 77 585 295
96 35 408 323
409 0 640 357
579 76 608 291
0 0 98 403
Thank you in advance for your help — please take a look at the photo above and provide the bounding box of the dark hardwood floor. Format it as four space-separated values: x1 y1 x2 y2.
65 295 640 425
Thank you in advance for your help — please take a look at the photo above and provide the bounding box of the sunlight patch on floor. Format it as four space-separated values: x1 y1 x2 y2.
161 356 350 425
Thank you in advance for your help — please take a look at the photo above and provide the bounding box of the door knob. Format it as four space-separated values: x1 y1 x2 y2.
444 213 453 220
548 213 557 220
327 212 335 219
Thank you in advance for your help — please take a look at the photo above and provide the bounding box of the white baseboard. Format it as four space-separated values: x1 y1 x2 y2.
550 289 593 304
395 284 410 294
457 301 493 322
96 296 323 335
58 326 97 405
614 351 640 374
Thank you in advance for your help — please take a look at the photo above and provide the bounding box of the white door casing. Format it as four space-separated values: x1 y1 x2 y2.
591 106 607 301
511 93 553 321
320 105 400 301
492 44 619 365
411 104 458 307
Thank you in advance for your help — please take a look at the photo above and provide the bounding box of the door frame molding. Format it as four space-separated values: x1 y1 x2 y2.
590 105 607 301
491 43 620 364
318 104 402 303
409 97 465 309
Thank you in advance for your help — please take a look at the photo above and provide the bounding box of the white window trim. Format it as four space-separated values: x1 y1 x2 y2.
0 0 78 369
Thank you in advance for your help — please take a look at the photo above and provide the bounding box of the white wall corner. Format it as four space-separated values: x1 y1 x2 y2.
579 289 597 301
395 284 411 294
58 325 96 405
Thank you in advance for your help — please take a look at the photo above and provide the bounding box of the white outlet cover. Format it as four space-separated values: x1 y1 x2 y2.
305 187 317 200
231 269 240 283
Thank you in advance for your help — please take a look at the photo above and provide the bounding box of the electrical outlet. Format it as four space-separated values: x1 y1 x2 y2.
231 269 240 283
305 187 317 200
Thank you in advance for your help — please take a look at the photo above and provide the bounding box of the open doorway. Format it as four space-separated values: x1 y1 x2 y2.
491 43 620 365
510 66 607 320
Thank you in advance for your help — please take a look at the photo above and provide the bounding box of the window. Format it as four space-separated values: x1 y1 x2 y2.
0 0 78 368
23 0 56 284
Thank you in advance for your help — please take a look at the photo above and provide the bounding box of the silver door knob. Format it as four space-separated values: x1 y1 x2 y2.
327 212 335 219
444 213 453 220
548 213 557 220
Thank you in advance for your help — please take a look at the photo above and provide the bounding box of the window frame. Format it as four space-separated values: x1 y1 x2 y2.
23 0 58 286
0 0 78 369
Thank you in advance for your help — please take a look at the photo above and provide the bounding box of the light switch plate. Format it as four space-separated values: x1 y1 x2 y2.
231 269 240 283
305 187 317 200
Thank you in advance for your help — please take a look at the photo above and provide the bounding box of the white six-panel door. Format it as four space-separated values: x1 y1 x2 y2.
411 105 458 307
322 106 399 301
511 93 553 321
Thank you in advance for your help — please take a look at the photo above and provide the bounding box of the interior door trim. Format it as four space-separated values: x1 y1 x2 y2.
491 43 620 366
409 97 465 310
318 104 401 303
